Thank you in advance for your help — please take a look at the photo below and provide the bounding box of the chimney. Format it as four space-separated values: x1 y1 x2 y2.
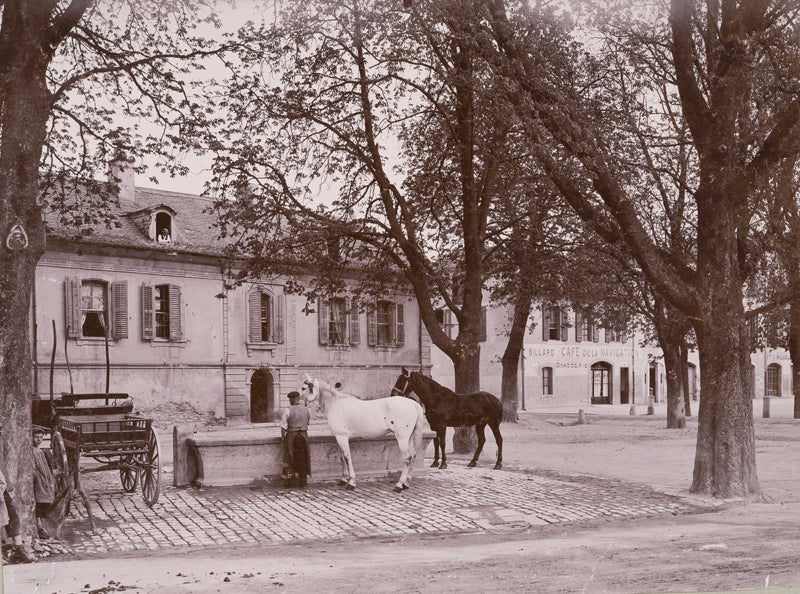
108 154 135 205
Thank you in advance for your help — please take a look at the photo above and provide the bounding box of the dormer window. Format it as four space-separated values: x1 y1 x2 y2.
156 212 172 243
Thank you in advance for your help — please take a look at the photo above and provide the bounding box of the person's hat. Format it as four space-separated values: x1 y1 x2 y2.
32 426 47 435
287 391 302 402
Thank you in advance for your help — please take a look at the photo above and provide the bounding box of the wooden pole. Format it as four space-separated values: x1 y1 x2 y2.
50 320 56 406
65 325 73 394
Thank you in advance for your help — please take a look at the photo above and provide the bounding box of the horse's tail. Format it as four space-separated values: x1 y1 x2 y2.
410 401 425 458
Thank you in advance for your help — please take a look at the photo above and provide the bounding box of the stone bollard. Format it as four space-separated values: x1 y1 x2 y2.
647 397 655 415
577 409 587 424
763 396 771 419
629 405 637 416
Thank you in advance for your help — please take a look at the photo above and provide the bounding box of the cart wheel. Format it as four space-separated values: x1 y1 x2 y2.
141 426 161 507
50 430 71 493
120 457 139 493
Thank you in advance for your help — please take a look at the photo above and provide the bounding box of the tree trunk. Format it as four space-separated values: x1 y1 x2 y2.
452 346 481 453
499 292 531 423
680 342 691 418
653 296 688 428
789 300 800 419
690 206 759 497
0 7 51 538
662 342 686 429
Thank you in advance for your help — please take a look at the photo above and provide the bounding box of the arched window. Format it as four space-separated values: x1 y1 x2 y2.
766 363 782 397
155 211 173 243
591 362 612 404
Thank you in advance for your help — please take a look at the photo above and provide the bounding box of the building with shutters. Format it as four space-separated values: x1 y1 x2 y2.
431 300 702 410
33 160 430 422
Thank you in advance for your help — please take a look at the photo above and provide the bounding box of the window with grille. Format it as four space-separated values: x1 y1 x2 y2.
542 367 553 395
766 364 782 397
154 285 170 339
542 304 568 342
368 300 405 347
576 312 599 342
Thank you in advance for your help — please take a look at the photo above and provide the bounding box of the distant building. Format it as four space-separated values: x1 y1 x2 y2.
432 300 701 410
34 160 430 421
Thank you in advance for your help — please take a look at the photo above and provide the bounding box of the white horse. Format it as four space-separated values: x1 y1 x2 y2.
300 374 425 492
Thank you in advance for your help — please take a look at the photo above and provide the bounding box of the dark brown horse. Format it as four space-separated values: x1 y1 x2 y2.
391 368 502 470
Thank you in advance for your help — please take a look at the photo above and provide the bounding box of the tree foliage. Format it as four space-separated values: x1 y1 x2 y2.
486 0 800 496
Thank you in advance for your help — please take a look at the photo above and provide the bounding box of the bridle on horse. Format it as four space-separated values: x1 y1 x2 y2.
390 374 411 397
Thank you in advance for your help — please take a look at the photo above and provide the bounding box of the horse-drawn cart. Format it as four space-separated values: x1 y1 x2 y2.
34 392 162 531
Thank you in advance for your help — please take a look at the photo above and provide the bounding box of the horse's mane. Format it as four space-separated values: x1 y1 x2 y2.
410 371 456 398
315 378 358 400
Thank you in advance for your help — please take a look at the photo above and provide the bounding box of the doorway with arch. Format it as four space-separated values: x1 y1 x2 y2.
591 361 612 404
250 368 276 423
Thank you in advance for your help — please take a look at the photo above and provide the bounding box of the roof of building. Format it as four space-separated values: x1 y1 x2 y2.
44 182 228 259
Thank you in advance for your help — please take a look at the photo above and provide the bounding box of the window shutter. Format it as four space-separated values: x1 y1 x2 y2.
396 302 405 346
318 299 329 345
64 278 82 338
111 281 128 340
542 305 550 341
168 284 182 341
249 290 262 343
348 298 360 345
141 284 155 340
592 322 599 343
479 306 487 342
605 328 612 343
274 293 285 344
560 308 569 342
367 305 377 346
575 312 583 342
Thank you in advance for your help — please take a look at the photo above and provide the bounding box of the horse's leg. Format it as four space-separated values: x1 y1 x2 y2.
337 449 350 486
332 433 348 486
489 420 503 470
467 423 487 467
430 433 440 468
335 435 356 490
437 428 448 470
392 430 414 493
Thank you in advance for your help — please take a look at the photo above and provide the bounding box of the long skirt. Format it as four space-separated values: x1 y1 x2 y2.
282 431 311 486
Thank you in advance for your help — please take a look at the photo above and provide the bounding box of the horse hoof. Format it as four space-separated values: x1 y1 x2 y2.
430 461 439 468
393 486 403 493
402 483 409 490
338 480 348 486
466 461 476 468
439 463 447 470
346 484 356 491
494 463 502 470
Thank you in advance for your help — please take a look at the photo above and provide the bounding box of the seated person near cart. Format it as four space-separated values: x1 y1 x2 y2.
1 424 36 563
32 426 56 540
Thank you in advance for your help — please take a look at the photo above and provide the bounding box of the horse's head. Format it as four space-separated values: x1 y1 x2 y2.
391 368 412 397
300 374 317 403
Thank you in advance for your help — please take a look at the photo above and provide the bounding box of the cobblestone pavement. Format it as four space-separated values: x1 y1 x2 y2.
58 465 698 558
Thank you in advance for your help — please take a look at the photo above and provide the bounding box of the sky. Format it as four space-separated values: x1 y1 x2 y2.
129 1 271 196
